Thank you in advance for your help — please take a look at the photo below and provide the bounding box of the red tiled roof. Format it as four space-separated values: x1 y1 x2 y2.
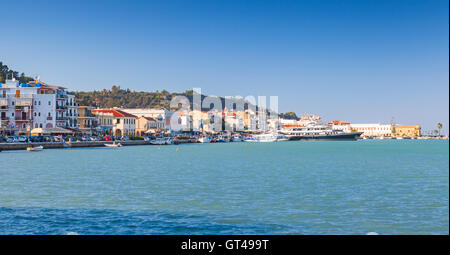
139 116 156 121
92 109 136 118
282 124 304 128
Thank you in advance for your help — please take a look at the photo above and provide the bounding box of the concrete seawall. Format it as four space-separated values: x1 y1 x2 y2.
0 140 193 151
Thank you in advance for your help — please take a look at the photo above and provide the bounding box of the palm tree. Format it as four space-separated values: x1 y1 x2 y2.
437 123 443 137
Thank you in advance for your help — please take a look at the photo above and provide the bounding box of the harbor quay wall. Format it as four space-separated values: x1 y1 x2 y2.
0 139 194 151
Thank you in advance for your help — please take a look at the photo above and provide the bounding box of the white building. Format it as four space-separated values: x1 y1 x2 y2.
121 108 170 130
91 109 136 136
66 94 79 129
349 123 392 137
0 78 66 134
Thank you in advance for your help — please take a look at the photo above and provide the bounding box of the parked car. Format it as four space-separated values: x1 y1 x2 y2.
104 136 112 141
0 135 7 143
42 135 55 143
29 136 43 143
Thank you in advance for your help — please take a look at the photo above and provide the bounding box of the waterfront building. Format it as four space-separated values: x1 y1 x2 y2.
298 114 322 126
348 123 392 137
136 116 159 136
66 94 79 129
121 108 171 130
167 111 192 132
91 109 114 135
244 109 258 131
330 120 352 133
395 125 421 137
0 78 69 134
78 106 97 135
91 109 136 136
223 111 245 132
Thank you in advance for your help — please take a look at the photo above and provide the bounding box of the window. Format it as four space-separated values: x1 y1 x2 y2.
39 101 41 105
49 101 51 105
12 113 14 117
38 112 41 117
117 119 120 124
34 112 37 117
48 112 51 117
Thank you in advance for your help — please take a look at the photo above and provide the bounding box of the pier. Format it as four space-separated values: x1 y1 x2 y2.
0 139 195 151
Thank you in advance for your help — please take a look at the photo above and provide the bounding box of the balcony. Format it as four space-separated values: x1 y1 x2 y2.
16 98 33 106
15 117 31 122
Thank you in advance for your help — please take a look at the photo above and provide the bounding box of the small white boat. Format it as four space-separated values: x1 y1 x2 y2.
150 137 173 145
105 142 122 147
231 136 243 142
27 146 44 152
198 136 210 143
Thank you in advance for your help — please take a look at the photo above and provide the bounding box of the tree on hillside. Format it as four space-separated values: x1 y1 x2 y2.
279 112 299 120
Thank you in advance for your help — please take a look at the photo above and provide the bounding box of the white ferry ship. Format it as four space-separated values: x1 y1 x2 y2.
280 123 362 141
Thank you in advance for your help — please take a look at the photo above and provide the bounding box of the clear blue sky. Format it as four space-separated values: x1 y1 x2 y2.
1 0 448 133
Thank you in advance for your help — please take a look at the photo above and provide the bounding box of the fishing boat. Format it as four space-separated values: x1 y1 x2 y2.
105 142 122 147
27 145 44 152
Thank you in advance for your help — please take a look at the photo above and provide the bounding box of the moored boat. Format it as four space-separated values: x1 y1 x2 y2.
244 133 277 142
280 123 362 141
27 145 44 152
198 136 210 143
105 142 122 147
150 137 173 145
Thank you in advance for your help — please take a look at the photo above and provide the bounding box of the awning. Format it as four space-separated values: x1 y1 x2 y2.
31 128 50 135
46 127 74 134
31 127 73 135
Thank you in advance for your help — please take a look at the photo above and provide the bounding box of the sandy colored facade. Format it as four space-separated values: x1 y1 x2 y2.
395 125 421 137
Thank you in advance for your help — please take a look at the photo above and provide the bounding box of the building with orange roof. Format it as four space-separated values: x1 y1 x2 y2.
92 109 136 136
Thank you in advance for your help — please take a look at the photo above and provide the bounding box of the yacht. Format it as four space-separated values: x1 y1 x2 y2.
244 133 277 143
280 123 362 141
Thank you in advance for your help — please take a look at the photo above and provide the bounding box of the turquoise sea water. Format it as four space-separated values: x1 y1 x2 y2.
0 140 448 235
